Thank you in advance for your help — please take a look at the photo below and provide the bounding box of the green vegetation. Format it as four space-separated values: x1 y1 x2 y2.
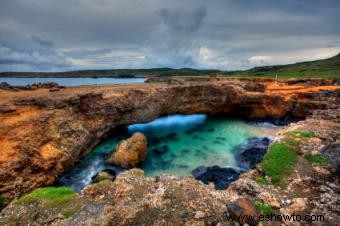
255 201 274 215
0 68 220 78
305 153 329 166
223 53 340 79
1 53 339 79
258 129 321 187
260 143 298 187
255 177 269 185
286 130 315 138
17 186 76 208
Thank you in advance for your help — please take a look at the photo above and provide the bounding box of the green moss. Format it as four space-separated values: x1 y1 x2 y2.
259 143 298 187
282 137 301 149
17 186 76 208
255 177 269 185
255 201 274 215
286 130 315 138
305 153 329 166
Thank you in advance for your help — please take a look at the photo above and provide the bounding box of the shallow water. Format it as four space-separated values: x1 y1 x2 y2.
58 114 281 191
0 77 146 86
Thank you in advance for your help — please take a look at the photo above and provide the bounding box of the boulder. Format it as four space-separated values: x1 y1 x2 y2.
91 169 116 183
106 132 147 169
236 137 271 170
191 165 240 190
226 198 259 226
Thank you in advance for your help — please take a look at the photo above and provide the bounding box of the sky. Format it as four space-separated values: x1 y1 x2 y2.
0 0 339 72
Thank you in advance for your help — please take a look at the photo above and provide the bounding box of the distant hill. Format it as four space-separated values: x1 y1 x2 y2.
0 68 221 78
1 53 339 79
224 53 340 78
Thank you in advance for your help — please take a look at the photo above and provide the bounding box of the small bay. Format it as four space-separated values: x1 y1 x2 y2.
58 114 281 191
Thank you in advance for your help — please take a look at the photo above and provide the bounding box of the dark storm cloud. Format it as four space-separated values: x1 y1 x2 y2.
0 0 339 71
159 6 207 33
146 6 208 68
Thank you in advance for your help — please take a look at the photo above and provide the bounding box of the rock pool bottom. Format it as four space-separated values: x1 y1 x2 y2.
58 115 281 191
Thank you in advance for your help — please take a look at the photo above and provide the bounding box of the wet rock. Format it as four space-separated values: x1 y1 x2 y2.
236 137 271 170
92 169 116 183
191 165 240 190
226 198 259 226
106 132 147 169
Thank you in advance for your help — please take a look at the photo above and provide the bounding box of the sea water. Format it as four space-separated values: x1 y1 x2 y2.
58 114 280 191
0 77 146 87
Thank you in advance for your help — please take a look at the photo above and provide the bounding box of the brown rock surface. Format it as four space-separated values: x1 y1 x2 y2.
0 169 235 225
227 198 259 225
106 132 147 168
0 79 339 199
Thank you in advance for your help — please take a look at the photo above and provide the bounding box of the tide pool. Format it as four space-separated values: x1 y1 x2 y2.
58 114 280 191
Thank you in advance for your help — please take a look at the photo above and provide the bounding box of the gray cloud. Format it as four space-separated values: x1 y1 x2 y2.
0 0 339 71
32 35 54 48
146 6 207 68
0 34 71 71
159 6 207 33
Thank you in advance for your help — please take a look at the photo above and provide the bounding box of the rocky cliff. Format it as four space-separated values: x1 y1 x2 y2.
0 79 338 200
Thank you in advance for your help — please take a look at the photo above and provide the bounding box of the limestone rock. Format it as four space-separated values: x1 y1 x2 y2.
227 198 259 226
106 132 147 169
91 169 116 183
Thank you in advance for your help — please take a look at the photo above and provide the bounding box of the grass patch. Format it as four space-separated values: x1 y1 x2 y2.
255 201 274 215
282 137 301 150
286 130 315 138
17 186 76 208
305 153 329 166
255 177 269 185
259 143 298 187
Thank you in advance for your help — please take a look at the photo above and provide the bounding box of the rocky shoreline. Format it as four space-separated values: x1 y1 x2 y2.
0 79 339 225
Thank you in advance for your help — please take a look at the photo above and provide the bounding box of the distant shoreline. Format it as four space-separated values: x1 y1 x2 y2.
1 52 339 79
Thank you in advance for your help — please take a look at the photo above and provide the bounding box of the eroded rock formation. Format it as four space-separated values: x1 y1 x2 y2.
106 132 147 169
0 79 339 199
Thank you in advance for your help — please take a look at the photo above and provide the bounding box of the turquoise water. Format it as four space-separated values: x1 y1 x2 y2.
0 77 146 86
58 115 280 191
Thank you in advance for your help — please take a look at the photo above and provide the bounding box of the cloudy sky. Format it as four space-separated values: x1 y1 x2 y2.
0 0 339 72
